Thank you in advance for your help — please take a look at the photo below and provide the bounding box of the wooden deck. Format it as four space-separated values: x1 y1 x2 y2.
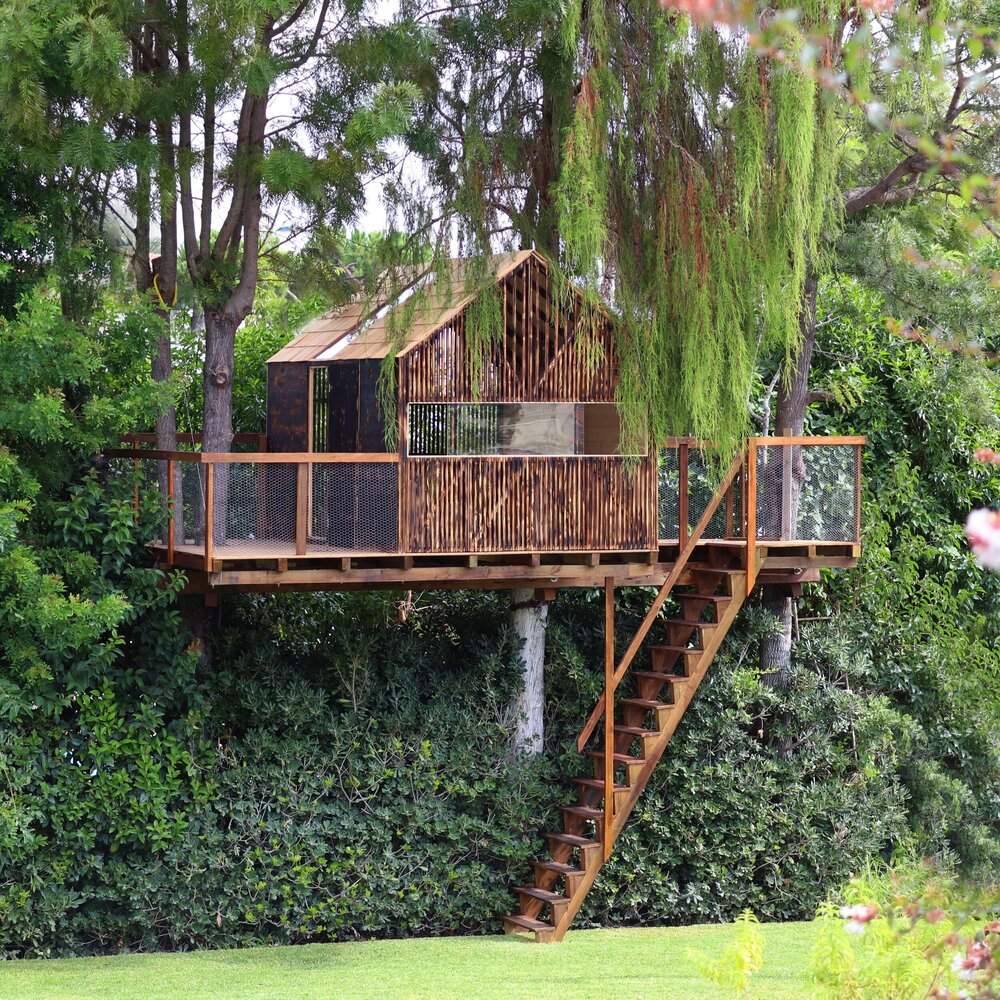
113 433 865 597
156 538 859 595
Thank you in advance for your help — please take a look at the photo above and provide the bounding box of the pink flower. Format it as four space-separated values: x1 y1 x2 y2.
966 509 1000 570
840 903 879 933
659 0 731 23
951 941 991 980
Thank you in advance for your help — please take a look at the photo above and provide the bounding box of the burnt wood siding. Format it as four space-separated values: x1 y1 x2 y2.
401 254 617 404
327 360 389 452
267 363 310 452
397 255 657 553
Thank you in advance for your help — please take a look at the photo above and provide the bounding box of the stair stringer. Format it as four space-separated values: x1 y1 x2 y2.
544 571 748 943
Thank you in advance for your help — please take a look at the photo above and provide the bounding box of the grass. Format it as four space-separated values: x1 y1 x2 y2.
0 921 815 1000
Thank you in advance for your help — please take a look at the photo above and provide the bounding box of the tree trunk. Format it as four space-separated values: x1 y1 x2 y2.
759 270 819 689
203 308 237 545
510 588 548 754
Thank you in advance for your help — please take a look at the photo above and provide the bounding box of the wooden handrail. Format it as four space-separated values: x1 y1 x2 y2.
105 449 400 464
576 451 743 753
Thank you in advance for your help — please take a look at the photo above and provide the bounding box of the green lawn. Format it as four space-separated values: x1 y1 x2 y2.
0 922 815 1000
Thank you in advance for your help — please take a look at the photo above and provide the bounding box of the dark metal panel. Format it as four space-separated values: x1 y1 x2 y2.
266 363 309 452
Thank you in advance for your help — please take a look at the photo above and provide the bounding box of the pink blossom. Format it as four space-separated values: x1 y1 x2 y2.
951 940 992 980
840 903 879 933
659 0 731 23
966 509 1000 570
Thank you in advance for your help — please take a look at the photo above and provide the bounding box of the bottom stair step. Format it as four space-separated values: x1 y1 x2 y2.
515 886 570 907
503 914 555 940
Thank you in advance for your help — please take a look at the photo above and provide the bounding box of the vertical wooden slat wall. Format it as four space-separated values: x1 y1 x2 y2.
396 253 655 554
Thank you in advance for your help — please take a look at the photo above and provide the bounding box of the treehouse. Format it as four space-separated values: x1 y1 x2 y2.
112 248 864 943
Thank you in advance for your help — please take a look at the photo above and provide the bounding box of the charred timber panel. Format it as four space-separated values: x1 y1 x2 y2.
328 361 359 451
358 359 389 451
402 258 618 404
267 363 309 452
401 457 655 553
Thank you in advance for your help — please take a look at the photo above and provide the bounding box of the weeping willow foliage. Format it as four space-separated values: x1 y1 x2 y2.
553 0 845 453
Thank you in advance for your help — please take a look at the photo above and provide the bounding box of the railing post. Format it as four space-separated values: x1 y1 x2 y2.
166 458 175 568
603 575 615 860
678 442 689 546
204 461 214 569
295 461 308 556
854 443 863 543
746 439 757 597
132 455 140 524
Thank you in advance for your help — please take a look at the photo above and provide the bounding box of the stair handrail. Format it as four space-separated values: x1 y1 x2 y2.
576 450 744 753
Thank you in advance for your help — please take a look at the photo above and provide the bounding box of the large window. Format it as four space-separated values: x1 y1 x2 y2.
407 402 642 457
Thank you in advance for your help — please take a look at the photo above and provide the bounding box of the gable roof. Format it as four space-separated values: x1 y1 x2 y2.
267 249 537 365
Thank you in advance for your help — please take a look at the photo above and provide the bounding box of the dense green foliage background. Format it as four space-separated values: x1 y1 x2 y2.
0 259 998 957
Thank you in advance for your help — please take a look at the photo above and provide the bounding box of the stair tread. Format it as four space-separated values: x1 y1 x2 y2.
504 914 554 933
620 697 673 710
649 645 702 654
546 832 601 849
680 594 731 602
535 860 587 877
515 886 571 903
586 750 645 764
631 671 688 682
562 804 604 818
614 724 659 737
690 566 744 574
574 777 629 792
665 618 719 627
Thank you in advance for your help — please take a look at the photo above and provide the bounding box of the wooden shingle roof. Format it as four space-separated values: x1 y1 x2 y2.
267 249 535 364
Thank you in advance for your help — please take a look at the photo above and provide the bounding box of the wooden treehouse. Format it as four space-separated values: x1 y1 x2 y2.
112 249 864 943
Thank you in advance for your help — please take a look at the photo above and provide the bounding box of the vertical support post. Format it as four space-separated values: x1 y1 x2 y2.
166 458 175 567
678 442 689 546
204 461 214 570
296 461 308 556
603 575 615 860
724 481 734 539
746 439 757 597
853 444 862 544
132 457 140 524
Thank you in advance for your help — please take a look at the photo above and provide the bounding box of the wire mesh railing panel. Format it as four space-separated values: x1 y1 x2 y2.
178 463 207 546
687 448 730 540
308 463 399 553
659 447 740 541
754 444 857 542
658 449 680 540
211 462 297 553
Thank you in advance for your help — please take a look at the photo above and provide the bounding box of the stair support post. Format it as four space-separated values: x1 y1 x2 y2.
603 576 614 860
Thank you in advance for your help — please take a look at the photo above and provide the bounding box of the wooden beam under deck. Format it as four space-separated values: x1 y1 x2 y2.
157 540 857 595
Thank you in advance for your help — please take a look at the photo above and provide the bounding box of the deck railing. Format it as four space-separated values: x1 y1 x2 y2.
107 434 863 567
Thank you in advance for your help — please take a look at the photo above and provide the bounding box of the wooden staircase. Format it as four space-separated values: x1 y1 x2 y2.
503 455 750 943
